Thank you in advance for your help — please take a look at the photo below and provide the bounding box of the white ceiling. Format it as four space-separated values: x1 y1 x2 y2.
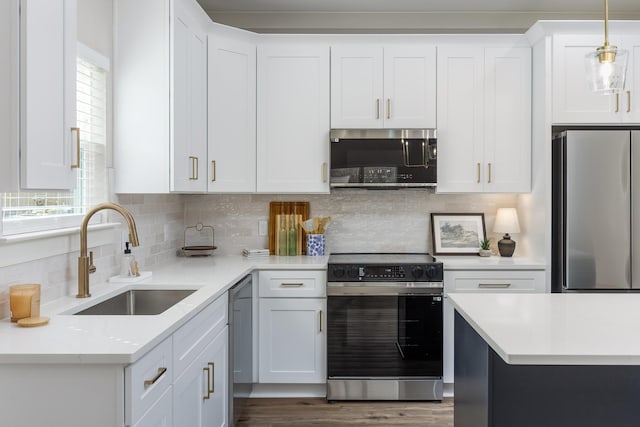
196 0 640 33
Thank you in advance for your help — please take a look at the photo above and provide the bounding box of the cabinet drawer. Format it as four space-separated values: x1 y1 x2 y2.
173 292 228 380
259 270 326 298
447 270 545 293
125 336 173 426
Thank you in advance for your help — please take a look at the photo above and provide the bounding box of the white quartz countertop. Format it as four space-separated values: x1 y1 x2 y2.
449 293 640 366
0 255 327 365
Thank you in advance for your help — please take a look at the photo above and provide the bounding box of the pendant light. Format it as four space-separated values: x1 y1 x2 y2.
585 0 628 94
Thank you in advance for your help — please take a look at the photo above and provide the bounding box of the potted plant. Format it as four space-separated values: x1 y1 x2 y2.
479 239 492 257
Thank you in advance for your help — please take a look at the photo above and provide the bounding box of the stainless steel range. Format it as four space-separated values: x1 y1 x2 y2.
326 253 444 401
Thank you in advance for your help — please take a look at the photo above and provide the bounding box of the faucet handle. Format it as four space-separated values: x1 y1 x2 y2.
89 251 96 274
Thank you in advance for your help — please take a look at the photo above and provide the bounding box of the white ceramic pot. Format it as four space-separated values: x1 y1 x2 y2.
478 249 492 257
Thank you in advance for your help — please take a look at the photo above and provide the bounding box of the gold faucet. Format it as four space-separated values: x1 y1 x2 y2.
77 202 140 298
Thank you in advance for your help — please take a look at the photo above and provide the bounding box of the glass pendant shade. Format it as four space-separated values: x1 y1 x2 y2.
585 46 629 94
585 0 629 94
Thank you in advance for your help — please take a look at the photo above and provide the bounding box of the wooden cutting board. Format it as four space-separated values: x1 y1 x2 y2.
269 202 310 255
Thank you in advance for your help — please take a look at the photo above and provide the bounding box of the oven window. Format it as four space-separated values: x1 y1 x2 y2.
327 295 442 378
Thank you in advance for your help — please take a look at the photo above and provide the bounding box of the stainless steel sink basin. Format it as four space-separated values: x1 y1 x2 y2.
74 289 196 315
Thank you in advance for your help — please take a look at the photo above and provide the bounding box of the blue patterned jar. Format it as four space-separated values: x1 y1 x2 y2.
306 234 325 256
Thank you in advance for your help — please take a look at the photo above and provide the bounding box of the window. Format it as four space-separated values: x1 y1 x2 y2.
1 49 109 235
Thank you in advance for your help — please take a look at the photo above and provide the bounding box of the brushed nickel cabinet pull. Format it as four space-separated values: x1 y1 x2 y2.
477 163 481 183
387 98 391 119
322 162 328 183
376 99 380 119
628 90 632 113
319 310 323 332
208 362 215 394
144 367 167 388
194 157 199 180
478 283 512 288
211 160 217 182
203 367 211 399
488 163 492 184
280 282 304 287
615 93 620 113
70 127 80 169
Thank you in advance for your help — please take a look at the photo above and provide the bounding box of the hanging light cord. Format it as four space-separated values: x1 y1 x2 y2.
603 0 610 48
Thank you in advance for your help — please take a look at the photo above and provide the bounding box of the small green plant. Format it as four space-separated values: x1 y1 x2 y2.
480 239 491 250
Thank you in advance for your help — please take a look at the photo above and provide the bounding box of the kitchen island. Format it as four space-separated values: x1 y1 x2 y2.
449 293 640 427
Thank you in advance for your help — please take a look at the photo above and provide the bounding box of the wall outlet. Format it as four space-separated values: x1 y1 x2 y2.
258 220 268 236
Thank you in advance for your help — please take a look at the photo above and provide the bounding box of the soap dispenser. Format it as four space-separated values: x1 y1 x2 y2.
120 242 135 277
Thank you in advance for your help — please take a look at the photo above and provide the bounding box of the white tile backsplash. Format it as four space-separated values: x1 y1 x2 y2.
184 190 519 257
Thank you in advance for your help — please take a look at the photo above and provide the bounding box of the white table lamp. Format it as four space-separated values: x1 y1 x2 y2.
493 208 520 257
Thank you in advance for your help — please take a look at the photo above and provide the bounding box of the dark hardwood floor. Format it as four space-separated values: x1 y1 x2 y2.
236 398 454 426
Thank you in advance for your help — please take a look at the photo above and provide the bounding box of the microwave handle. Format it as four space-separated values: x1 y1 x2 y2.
402 139 429 168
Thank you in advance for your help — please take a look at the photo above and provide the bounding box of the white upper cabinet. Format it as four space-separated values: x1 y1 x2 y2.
20 0 78 190
437 45 531 193
330 45 436 129
208 36 256 192
171 0 208 192
552 34 640 124
552 35 619 124
114 0 209 193
257 44 330 193
0 0 19 192
621 36 640 123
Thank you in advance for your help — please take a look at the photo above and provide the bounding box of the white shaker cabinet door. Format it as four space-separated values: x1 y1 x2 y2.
132 387 173 427
258 298 326 383
173 327 228 427
330 46 384 128
383 45 436 129
171 0 207 193
208 36 256 192
20 0 77 190
436 46 485 193
0 0 19 192
484 47 531 193
552 35 619 124
257 44 330 193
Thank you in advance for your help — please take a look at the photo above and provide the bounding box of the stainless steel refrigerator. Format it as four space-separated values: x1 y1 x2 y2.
552 129 640 291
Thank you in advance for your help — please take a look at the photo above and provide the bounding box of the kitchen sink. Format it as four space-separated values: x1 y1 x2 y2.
73 289 196 315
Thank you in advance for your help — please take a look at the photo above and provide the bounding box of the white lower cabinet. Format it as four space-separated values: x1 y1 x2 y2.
174 327 228 427
259 298 326 383
443 269 546 383
257 270 327 385
0 293 229 427
133 386 173 427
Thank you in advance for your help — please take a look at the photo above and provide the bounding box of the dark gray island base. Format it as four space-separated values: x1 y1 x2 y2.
454 311 640 427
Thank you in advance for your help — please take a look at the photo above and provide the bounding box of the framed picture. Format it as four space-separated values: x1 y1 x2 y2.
431 213 487 255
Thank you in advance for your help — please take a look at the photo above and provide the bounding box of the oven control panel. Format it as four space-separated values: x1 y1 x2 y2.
327 263 443 282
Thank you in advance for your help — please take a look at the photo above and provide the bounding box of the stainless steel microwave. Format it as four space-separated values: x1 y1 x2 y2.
329 129 437 189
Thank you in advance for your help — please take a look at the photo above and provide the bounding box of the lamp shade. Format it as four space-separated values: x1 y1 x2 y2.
493 208 520 234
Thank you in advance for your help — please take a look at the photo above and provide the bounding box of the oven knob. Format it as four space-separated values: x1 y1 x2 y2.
411 267 424 279
347 268 358 279
332 267 345 278
425 266 437 279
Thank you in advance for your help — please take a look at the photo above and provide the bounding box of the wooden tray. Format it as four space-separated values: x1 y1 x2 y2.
269 202 310 255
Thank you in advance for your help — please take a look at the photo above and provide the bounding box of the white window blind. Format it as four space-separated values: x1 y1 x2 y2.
1 55 108 235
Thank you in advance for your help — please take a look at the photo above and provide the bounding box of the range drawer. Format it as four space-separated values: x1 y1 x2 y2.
446 270 546 293
125 336 172 426
172 293 228 380
259 270 326 298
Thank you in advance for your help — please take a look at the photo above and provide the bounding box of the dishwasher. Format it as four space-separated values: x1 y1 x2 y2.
228 274 253 425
